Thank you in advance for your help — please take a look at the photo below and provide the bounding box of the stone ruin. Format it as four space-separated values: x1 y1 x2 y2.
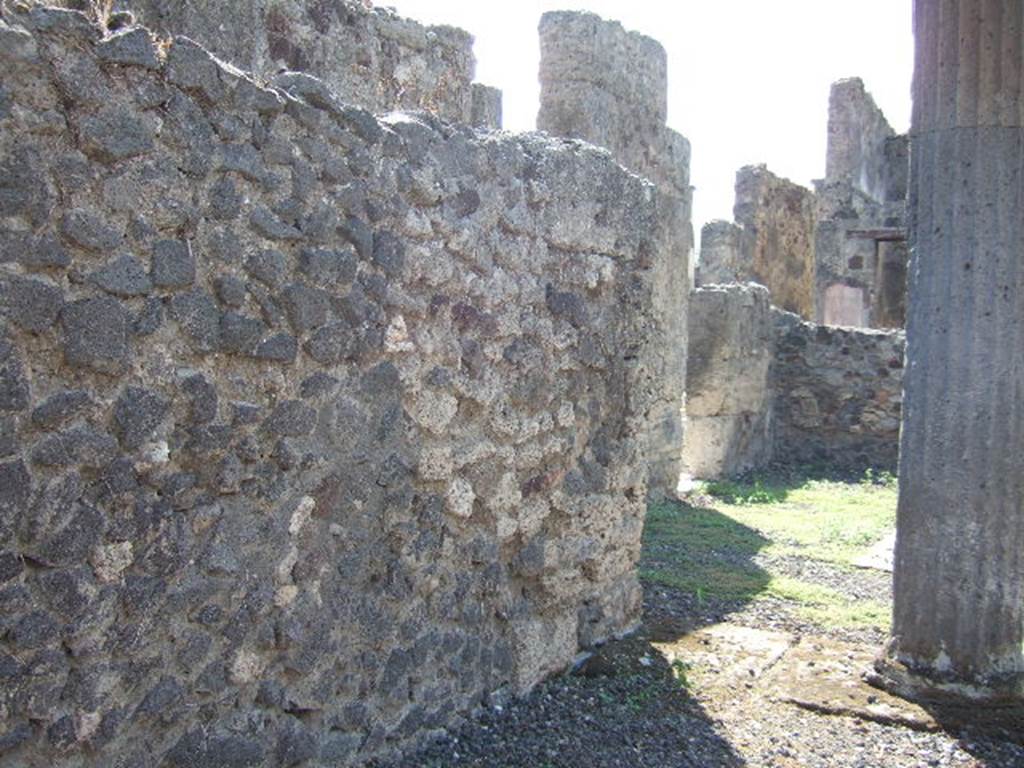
683 78 908 481
0 2 694 765
696 78 908 330
683 283 904 480
817 78 908 330
538 10 692 495
1 0 966 763
128 0 503 129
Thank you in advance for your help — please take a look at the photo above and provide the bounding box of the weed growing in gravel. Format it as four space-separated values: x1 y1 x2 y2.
860 467 896 488
670 658 693 689
623 679 658 711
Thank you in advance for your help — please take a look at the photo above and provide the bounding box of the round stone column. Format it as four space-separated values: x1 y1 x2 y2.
875 0 1024 702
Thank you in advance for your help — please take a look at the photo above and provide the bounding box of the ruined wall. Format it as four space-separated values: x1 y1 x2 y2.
825 78 900 202
771 310 904 470
0 7 661 765
538 10 692 495
813 182 908 329
682 295 903 479
733 165 817 320
815 79 908 329
683 284 773 479
470 83 502 130
695 220 743 286
124 0 500 127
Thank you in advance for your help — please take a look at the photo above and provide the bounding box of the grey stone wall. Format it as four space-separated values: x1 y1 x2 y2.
470 83 502 130
123 0 494 125
695 220 743 286
815 79 908 329
825 78 902 202
733 165 817 320
771 310 904 471
537 10 692 495
683 284 773 479
0 7 663 765
683 295 903 479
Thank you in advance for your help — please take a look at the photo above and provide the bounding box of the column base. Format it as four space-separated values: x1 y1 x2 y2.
866 647 1024 708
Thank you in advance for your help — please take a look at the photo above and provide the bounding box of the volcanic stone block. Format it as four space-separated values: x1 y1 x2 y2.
90 254 153 297
60 297 130 374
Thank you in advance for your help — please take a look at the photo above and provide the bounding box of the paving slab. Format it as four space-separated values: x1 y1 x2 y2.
852 530 895 572
654 622 794 697
763 636 943 730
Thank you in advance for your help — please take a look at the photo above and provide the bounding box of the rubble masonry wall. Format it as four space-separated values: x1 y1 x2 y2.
0 7 663 765
683 284 773 479
682 291 904 479
771 310 904 471
733 165 817 320
537 10 692 495
126 0 501 128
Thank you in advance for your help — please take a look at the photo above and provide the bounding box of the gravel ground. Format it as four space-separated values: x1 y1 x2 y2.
378 567 1024 767
642 580 887 647
753 553 893 604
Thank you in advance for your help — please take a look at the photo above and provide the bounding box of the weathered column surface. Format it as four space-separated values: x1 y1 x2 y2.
875 0 1024 702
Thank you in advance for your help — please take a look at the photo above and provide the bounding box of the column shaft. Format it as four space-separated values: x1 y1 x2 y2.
885 0 1024 699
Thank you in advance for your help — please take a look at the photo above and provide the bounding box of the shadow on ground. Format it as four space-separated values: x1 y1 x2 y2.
376 632 746 768
381 476 1023 767
639 487 1024 768
921 701 1024 765
640 500 773 637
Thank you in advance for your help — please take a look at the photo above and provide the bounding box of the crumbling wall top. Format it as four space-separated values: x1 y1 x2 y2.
122 0 482 123
538 10 667 128
734 165 817 319
825 77 900 202
536 9 686 197
696 220 744 287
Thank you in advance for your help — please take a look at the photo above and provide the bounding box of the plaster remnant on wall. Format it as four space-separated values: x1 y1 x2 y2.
683 283 773 479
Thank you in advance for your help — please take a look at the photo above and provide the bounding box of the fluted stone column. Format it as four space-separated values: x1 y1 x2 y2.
875 0 1024 702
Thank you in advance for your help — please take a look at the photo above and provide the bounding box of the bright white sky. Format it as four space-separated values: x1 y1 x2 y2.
386 1 914 246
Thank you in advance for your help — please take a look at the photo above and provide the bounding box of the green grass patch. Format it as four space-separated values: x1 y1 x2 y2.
720 477 896 565
764 575 891 630
704 477 789 505
642 470 897 632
